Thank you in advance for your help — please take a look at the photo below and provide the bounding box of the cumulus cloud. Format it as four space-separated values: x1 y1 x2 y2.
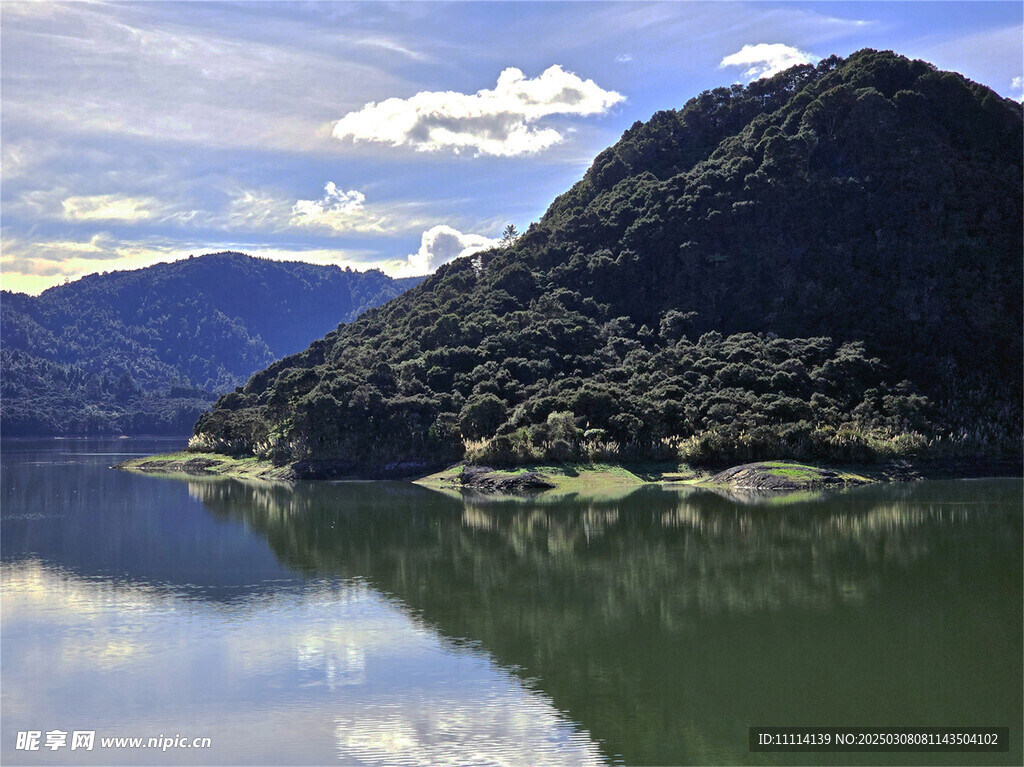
406 225 498 274
720 43 819 81
285 182 432 235
61 194 155 222
289 182 392 233
292 182 366 224
1012 76 1024 102
333 65 624 157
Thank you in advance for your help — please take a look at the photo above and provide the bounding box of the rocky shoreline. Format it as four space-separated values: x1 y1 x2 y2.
707 462 872 491
116 452 1020 496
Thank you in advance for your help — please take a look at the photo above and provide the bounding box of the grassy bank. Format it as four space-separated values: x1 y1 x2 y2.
116 451 1017 498
117 453 703 494
415 462 678 500
115 452 295 481
415 459 880 498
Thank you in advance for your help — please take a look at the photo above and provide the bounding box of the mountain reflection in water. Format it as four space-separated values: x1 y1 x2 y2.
2 441 1019 765
188 477 1022 766
1 442 605 766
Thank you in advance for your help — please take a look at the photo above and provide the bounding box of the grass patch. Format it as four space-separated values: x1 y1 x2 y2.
116 451 294 481
416 461 646 499
761 463 820 479
415 461 711 501
700 460 878 491
755 461 874 483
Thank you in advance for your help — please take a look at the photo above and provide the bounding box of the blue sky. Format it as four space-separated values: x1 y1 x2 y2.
2 1 1021 294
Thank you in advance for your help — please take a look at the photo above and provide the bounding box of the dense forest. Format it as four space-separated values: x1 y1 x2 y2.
189 51 1020 472
1 253 421 435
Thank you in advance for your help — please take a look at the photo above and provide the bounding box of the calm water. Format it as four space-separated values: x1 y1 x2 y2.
1 438 1021 766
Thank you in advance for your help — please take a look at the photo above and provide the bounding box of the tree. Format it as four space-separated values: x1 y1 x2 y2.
501 224 520 247
459 394 508 440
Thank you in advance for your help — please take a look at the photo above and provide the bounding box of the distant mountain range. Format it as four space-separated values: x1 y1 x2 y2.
191 50 1022 475
1 252 422 435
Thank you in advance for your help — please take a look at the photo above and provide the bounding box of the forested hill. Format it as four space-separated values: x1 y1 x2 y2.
1 252 422 435
193 50 1023 475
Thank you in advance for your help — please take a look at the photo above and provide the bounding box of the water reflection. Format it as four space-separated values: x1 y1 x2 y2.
1 442 605 766
1 559 603 766
190 478 1022 612
1 440 294 600
187 477 1022 765
3 440 1020 765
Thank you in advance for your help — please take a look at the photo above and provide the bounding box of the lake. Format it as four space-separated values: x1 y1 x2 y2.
1 438 1020 765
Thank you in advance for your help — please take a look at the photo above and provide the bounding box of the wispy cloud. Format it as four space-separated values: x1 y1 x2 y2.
333 65 624 157
1 1 410 153
10 185 200 227
1 139 53 182
720 43 819 81
221 189 294 232
8 178 432 238
354 35 432 62
61 194 155 222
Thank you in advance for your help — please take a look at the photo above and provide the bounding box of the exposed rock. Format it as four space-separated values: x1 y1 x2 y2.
459 466 556 494
709 462 871 492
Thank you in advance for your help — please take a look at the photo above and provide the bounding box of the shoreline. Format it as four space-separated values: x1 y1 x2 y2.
114 451 1021 495
115 452 298 481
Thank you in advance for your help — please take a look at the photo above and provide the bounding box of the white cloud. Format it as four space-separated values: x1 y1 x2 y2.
405 225 498 274
332 65 624 157
1012 76 1024 102
61 194 155 222
8 177 437 247
354 36 431 63
290 182 376 232
615 54 633 64
287 182 424 235
11 185 200 226
0 1 65 19
720 43 819 81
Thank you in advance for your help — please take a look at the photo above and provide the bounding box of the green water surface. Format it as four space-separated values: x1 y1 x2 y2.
2 439 1020 765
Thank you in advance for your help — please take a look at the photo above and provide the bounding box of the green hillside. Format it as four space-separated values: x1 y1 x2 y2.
191 51 1023 476
1 252 421 435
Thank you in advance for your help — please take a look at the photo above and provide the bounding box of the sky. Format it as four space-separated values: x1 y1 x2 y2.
2 1 1021 295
